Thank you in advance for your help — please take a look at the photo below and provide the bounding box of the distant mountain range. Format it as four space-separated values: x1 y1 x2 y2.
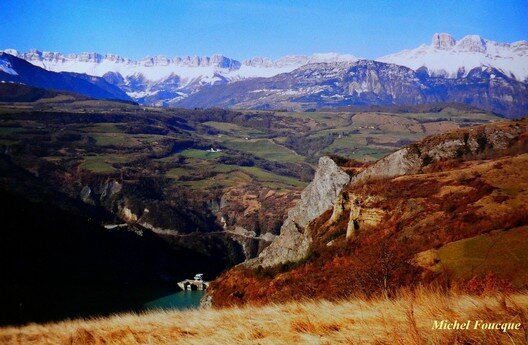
1 48 359 105
177 60 528 117
1 33 527 117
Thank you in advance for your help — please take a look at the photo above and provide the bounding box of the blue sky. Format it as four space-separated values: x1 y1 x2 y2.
1 0 527 60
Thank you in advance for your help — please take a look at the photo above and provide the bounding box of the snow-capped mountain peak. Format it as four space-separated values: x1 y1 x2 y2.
378 33 528 81
456 35 486 53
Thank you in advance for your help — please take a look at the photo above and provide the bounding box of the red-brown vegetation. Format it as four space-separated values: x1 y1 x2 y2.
209 150 528 307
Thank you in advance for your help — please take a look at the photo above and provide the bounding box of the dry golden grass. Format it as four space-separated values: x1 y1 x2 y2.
1 288 527 344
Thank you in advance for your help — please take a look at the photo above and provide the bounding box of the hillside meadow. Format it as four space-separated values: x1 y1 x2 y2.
1 287 527 344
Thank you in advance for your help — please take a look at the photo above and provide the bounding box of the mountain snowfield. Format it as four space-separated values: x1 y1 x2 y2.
378 33 528 82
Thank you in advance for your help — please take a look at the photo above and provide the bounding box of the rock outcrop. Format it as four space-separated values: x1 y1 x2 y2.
345 194 385 239
353 119 526 184
247 156 350 267
328 191 385 240
352 147 421 184
432 33 456 50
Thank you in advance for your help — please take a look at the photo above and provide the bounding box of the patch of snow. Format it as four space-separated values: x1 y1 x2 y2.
0 55 17 75
127 90 160 98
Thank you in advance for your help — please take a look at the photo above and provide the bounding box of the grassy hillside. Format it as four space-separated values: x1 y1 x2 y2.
424 226 528 286
1 288 527 344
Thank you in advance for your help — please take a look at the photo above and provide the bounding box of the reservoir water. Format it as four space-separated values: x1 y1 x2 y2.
2 286 207 325
142 290 206 311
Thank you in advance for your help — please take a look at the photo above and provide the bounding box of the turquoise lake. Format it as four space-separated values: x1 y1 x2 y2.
142 290 206 311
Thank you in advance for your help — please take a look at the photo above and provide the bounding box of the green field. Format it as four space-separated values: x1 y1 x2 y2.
79 123 125 133
179 148 225 159
436 227 528 286
176 163 306 189
221 139 304 163
203 121 265 137
91 133 140 147
165 167 190 179
80 154 137 173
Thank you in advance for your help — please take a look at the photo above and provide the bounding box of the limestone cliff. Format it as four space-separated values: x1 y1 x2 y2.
246 156 350 267
329 192 385 240
352 147 421 184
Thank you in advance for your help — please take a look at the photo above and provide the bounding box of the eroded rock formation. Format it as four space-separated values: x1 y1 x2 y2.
247 156 350 267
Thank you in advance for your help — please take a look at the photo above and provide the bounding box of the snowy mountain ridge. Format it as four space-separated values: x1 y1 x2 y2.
378 33 528 82
1 49 359 81
1 49 360 105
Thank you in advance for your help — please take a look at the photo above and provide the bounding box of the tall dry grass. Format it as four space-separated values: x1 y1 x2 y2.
1 287 527 344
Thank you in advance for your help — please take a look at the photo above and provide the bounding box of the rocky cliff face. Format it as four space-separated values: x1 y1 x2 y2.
44 165 300 264
336 118 528 243
354 116 525 181
432 33 457 49
6 49 243 69
328 192 385 240
213 185 301 259
247 156 350 267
